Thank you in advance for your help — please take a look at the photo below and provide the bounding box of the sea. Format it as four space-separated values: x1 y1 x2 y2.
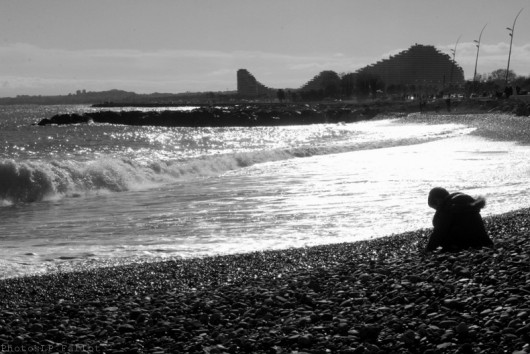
1 105 530 279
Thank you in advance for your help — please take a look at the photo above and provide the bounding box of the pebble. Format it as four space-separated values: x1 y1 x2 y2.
1 208 530 352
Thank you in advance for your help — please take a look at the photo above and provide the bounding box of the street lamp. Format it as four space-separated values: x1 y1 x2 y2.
505 8 524 86
473 24 487 92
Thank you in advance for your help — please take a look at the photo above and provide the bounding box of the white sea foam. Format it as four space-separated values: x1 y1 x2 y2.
0 121 473 205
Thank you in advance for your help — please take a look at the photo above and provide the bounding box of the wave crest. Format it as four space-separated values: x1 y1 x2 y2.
0 128 471 204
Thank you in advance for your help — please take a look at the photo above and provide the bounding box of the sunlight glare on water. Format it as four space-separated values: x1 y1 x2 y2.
194 134 530 255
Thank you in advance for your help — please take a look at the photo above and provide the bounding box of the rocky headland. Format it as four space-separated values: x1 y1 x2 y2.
1 209 530 353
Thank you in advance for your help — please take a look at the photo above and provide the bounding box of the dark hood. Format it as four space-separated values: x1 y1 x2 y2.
440 193 486 213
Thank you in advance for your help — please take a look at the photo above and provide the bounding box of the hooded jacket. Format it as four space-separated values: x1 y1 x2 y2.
426 192 493 252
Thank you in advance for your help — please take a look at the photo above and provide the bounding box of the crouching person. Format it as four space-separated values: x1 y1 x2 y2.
425 187 493 252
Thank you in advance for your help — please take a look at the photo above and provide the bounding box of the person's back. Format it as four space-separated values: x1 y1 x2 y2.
426 189 493 252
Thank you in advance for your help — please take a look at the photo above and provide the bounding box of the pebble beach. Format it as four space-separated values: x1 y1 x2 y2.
1 207 529 354
1 111 530 353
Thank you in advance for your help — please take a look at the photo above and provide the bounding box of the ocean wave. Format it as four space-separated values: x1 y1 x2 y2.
0 158 146 204
0 127 472 205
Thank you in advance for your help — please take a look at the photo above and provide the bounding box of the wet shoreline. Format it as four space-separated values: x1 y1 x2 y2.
1 208 529 353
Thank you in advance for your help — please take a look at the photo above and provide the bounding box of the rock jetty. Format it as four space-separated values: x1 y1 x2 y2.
1 208 530 353
36 97 530 128
37 105 378 127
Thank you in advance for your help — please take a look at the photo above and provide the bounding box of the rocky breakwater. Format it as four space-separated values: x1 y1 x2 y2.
1 208 530 353
490 97 530 117
37 105 378 127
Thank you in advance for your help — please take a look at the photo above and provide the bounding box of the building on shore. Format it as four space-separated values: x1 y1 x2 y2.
299 71 341 94
356 44 464 94
237 69 275 98
237 44 465 99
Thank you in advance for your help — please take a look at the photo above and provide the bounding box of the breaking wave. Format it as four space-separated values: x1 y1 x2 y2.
0 127 473 205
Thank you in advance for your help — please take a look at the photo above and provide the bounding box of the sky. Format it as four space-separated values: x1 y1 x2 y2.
1 0 529 97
